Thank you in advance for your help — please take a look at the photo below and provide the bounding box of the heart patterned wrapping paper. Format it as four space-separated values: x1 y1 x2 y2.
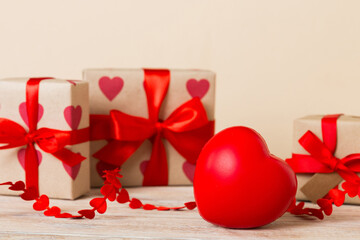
83 69 216 187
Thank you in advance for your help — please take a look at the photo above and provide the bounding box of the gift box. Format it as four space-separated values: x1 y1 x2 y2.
0 78 90 199
286 114 360 205
83 69 215 187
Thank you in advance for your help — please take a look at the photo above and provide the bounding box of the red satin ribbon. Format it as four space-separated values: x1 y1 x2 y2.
286 114 360 183
0 78 89 197
91 69 215 186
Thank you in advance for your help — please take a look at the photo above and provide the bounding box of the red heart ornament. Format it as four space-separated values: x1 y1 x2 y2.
194 126 297 229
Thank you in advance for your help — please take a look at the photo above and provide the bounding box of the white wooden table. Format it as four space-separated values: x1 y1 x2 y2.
0 187 359 239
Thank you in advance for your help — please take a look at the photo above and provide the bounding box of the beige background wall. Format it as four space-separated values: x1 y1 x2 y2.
0 0 359 159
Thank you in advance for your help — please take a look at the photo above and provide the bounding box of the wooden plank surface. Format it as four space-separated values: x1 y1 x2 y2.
0 187 359 239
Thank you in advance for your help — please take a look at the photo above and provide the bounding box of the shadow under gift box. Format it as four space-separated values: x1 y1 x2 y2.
290 115 360 205
0 78 90 199
83 69 216 187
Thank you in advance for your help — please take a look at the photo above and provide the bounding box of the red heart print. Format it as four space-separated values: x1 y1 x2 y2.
19 102 44 127
186 79 210 99
62 162 81 180
64 105 82 130
99 76 124 101
18 148 42 169
182 161 196 182
140 160 149 175
33 195 50 211
9 181 25 191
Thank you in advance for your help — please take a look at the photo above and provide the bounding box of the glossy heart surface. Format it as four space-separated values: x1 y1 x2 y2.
194 126 297 228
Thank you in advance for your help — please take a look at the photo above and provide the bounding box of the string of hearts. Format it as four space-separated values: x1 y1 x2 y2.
0 168 358 220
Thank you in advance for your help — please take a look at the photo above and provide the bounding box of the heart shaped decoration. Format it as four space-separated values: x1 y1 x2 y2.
18 148 43 169
194 126 297 228
186 79 210 99
62 162 81 180
140 160 149 175
64 105 82 130
99 76 124 101
182 161 196 182
19 102 44 127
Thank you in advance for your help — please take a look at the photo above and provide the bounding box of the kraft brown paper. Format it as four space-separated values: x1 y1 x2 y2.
0 78 90 199
292 115 360 205
83 69 216 187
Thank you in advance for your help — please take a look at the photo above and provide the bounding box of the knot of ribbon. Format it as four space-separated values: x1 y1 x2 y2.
90 69 215 186
286 114 360 184
0 78 89 197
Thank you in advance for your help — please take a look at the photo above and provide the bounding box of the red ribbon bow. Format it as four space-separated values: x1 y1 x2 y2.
90 69 214 186
286 114 360 183
0 78 89 197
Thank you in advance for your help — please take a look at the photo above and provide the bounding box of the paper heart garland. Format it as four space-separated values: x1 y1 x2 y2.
194 126 297 228
99 76 124 101
186 79 210 99
18 148 42 169
64 105 82 130
19 102 44 127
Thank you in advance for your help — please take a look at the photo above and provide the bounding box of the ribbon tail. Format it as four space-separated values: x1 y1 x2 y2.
51 149 86 167
143 134 168 186
25 144 39 197
93 140 144 167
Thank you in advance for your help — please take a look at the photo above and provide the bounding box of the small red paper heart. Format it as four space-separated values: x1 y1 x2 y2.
117 189 130 203
342 181 359 198
90 198 107 214
98 76 124 101
185 201 197 210
129 198 142 209
44 206 61 217
143 204 156 210
64 105 82 130
100 184 116 201
186 79 210 99
9 181 25 191
317 199 333 216
19 102 44 127
78 209 95 219
157 206 170 211
328 189 345 207
33 195 50 211
21 188 38 201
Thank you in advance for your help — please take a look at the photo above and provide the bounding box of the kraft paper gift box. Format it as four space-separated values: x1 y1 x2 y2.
0 78 90 199
287 114 360 205
83 69 216 187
